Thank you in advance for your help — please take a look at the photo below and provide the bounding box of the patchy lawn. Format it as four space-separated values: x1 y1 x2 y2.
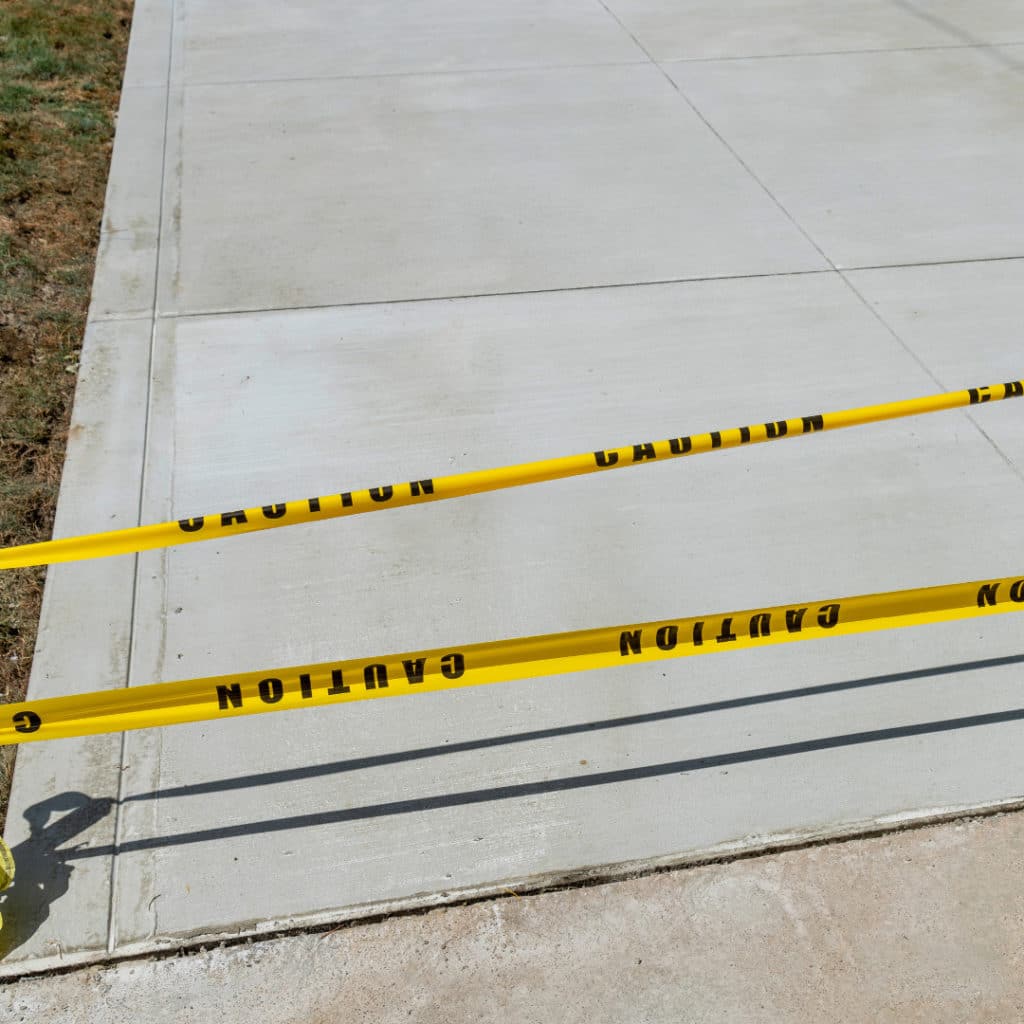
0 0 133 825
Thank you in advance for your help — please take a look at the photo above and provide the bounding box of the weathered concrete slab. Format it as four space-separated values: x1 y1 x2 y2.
665 46 1024 268
157 63 826 316
603 0 957 60
179 0 645 84
6 811 1024 1022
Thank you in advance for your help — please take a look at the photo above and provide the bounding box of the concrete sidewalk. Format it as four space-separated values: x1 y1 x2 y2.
3 0 1024 989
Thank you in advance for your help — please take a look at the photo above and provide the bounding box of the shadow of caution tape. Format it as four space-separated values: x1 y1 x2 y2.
3 573 1021 746
0 379 1020 569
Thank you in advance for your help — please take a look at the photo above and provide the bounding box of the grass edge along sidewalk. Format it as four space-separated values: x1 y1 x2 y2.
0 0 133 826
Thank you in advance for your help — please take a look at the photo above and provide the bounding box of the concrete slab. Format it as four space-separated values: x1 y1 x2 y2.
848 258 1024 470
915 0 1024 44
121 0 173 89
602 0 958 61
157 64 826 316
665 46 1024 268
178 0 646 84
6 811 1024 1021
101 87 167 238
96 273 1024 955
87 84 166 322
87 233 159 323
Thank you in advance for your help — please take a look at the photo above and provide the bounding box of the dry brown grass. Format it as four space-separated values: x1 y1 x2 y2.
0 0 133 825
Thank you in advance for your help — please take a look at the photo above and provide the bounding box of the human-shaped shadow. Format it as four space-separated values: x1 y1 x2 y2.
0 791 114 959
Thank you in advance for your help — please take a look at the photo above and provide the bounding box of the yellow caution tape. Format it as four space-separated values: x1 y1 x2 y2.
3 572 1021 746
1 380 1020 570
0 837 13 933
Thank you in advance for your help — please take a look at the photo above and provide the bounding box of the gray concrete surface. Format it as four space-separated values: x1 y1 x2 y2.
6 812 1024 1022
181 0 647 81
161 64 825 314
3 0 1024 986
665 45 1024 268
603 0 956 59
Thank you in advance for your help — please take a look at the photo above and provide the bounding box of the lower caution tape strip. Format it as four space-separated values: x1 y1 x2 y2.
3 573 1022 745
1 379 1020 570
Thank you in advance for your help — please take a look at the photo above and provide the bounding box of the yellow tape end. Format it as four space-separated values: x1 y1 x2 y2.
0 836 13 932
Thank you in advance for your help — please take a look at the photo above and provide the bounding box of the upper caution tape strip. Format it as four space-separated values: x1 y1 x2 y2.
2 571 1022 745
1 379 1021 570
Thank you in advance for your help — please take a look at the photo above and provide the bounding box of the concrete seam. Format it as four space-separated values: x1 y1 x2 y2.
174 41 1024 90
660 40 1024 64
592 0 657 67
182 58 651 89
104 0 177 958
85 313 158 326
149 254 1024 321
154 267 837 320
